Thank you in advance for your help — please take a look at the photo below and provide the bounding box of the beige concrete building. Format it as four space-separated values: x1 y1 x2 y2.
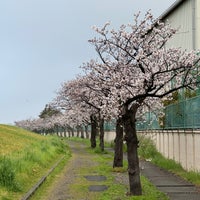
139 0 200 172
159 0 200 51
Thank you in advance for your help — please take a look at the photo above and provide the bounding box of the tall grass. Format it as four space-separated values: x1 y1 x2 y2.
138 135 200 186
0 125 70 200
0 157 20 191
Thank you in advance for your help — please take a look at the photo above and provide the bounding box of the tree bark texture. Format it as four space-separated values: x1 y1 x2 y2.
113 117 124 168
90 114 97 148
71 128 74 137
64 129 67 137
123 105 142 196
80 126 84 139
67 129 71 137
76 126 80 137
85 125 89 139
99 118 105 152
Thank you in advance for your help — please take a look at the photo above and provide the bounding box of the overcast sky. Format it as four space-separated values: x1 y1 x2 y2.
0 0 176 124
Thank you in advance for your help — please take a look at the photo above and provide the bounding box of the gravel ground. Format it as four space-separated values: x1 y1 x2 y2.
44 141 99 200
43 140 131 200
36 140 200 200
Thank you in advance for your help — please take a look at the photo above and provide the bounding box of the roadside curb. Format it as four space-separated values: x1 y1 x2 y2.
21 155 65 200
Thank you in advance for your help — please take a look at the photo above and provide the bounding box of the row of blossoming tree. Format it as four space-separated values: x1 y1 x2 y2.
16 12 200 195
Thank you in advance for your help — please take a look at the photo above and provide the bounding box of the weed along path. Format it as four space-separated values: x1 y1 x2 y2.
43 140 111 200
31 139 168 200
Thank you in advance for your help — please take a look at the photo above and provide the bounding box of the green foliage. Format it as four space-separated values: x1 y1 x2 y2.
65 139 168 200
153 155 183 173
94 147 109 154
162 91 179 106
51 137 67 154
112 167 127 173
0 157 20 191
138 136 158 160
110 140 127 153
140 176 169 200
0 125 70 199
183 171 200 185
138 135 184 171
162 89 197 107
39 104 61 119
27 156 70 200
160 89 197 128
184 88 196 99
138 134 200 186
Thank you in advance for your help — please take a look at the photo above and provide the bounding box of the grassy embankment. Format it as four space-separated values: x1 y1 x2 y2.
0 124 70 200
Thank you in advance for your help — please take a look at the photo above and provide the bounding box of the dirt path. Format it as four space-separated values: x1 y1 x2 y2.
34 140 171 200
44 141 104 200
31 140 200 200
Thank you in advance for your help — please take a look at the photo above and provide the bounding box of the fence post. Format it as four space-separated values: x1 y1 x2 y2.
193 132 196 170
178 130 180 164
185 130 187 170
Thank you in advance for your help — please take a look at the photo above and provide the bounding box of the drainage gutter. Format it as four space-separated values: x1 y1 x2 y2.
21 155 65 200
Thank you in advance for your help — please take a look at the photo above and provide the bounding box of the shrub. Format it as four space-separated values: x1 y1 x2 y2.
138 136 158 159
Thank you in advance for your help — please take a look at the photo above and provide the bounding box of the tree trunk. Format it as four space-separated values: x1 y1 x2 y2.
80 126 84 139
64 128 67 137
55 125 59 136
76 126 80 137
90 114 97 148
71 128 74 137
99 118 104 152
85 125 89 139
123 105 142 196
67 129 71 137
113 117 124 168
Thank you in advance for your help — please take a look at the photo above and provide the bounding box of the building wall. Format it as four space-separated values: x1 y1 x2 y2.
195 0 200 49
137 129 200 172
103 130 200 172
58 130 200 172
163 0 194 50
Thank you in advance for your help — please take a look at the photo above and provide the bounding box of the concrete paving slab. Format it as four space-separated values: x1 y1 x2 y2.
88 185 108 192
147 176 194 186
140 160 200 200
168 193 200 200
141 161 194 185
157 186 197 193
106 147 200 199
84 175 107 181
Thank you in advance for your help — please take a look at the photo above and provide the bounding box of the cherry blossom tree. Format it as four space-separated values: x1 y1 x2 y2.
15 113 64 135
15 118 49 134
82 60 124 167
87 11 200 195
52 77 102 147
75 73 109 150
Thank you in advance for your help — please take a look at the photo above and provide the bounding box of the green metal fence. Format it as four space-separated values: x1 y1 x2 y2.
136 112 160 130
104 120 116 131
137 95 200 130
164 95 200 129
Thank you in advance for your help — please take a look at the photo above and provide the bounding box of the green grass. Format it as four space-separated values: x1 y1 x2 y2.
63 138 168 200
29 155 70 200
138 135 200 186
0 124 70 200
67 135 200 196
88 145 168 200
0 157 20 192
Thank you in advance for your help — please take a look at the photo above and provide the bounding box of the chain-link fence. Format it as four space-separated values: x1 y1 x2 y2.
137 95 200 130
104 120 116 131
164 95 200 129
